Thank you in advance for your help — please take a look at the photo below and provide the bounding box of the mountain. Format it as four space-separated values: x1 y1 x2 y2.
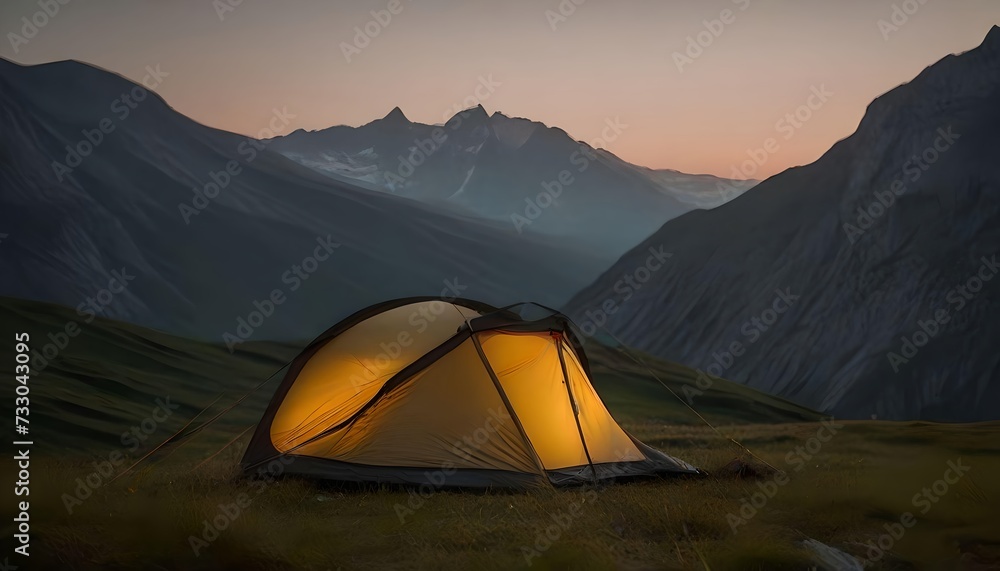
565 27 1000 422
0 57 607 342
268 106 756 259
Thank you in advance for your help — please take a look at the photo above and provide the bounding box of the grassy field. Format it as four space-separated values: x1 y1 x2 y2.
20 422 1000 570
2 297 999 570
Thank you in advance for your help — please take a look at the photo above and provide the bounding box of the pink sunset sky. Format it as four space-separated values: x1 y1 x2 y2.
3 0 998 180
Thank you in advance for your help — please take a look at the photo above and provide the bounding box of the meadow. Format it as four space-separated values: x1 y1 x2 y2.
2 297 997 570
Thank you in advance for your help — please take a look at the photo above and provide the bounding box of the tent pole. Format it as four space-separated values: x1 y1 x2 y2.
556 336 598 485
470 333 550 486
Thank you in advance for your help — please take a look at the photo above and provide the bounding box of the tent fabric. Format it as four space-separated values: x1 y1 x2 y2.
242 297 700 488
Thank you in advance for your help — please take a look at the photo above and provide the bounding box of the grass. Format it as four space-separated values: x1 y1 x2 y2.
2 297 999 570
19 422 1000 570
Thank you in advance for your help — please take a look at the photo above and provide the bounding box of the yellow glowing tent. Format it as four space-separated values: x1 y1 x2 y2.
242 298 700 488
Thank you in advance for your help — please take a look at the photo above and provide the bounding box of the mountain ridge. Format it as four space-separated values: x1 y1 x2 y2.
268 103 756 258
564 26 1000 422
0 56 607 341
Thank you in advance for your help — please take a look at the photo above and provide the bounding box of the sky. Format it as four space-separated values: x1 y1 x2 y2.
2 0 998 180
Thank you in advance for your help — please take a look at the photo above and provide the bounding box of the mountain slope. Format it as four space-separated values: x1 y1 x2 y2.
0 58 605 342
269 107 756 259
565 27 1000 422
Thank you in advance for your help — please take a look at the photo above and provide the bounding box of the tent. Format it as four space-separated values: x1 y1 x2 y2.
242 297 700 488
